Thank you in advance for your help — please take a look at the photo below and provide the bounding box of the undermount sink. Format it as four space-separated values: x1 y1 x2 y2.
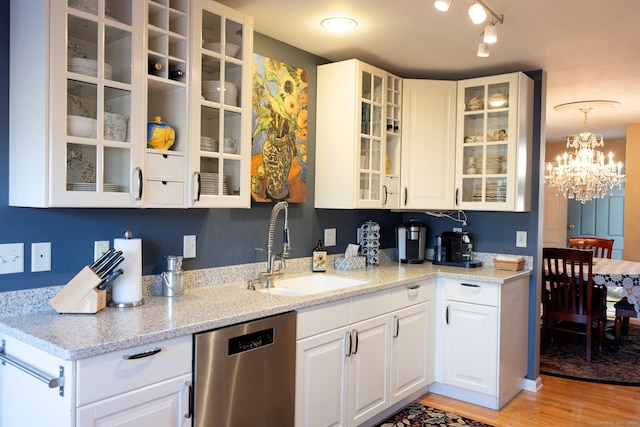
255 274 368 296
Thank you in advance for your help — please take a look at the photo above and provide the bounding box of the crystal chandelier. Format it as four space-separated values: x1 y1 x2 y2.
545 101 625 204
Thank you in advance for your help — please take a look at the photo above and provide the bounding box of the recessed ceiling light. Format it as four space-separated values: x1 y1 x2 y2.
320 17 358 33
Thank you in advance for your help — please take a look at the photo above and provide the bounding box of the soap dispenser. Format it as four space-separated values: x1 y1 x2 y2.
312 240 327 272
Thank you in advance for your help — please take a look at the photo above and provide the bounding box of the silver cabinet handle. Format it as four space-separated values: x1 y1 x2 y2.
446 305 450 324
193 172 201 202
345 330 353 357
461 283 480 288
383 185 388 205
184 380 193 419
404 187 408 206
135 167 143 200
352 329 359 355
122 347 162 360
393 316 400 338
0 340 65 395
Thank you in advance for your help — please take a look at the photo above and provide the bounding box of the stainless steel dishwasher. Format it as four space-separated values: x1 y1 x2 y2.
193 311 297 427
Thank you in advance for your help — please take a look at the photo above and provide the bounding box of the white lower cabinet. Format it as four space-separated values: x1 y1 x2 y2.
0 335 192 427
432 276 528 410
295 280 433 427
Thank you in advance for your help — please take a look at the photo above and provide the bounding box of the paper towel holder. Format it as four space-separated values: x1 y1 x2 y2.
108 230 145 308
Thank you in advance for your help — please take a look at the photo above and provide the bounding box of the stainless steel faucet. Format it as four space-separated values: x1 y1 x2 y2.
263 201 290 278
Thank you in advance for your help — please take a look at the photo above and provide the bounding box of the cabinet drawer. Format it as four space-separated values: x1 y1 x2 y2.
351 289 393 323
391 280 431 310
146 152 184 181
76 335 192 406
445 278 498 306
146 180 184 205
384 175 400 192
297 299 350 339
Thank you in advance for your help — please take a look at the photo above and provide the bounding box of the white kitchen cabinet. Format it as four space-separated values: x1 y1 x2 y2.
432 276 528 409
295 281 433 427
398 79 457 210
455 72 534 211
316 59 387 209
188 0 253 208
0 334 192 427
9 0 145 207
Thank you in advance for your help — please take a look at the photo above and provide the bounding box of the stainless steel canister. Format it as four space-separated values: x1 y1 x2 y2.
161 255 184 296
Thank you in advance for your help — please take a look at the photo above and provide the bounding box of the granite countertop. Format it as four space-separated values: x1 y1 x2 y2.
0 261 531 361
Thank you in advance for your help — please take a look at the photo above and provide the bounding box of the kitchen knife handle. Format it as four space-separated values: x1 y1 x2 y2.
123 347 162 360
90 248 115 270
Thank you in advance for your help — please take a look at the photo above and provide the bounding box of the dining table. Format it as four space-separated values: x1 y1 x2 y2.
592 257 640 319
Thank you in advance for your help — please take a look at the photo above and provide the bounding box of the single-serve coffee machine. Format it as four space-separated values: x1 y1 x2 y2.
433 231 482 268
397 220 427 264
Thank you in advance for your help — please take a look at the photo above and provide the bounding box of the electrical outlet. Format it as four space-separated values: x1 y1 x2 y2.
516 231 527 248
31 242 51 272
0 243 24 275
94 240 110 261
184 235 196 258
324 228 337 247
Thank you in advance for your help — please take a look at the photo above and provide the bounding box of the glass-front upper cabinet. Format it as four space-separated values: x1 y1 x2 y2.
455 72 534 212
188 0 253 208
316 59 387 209
10 0 144 207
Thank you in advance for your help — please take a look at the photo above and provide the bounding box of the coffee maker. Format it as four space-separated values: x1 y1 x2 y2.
396 220 427 264
433 231 482 268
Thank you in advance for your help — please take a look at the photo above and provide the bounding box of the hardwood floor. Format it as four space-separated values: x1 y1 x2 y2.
417 375 640 426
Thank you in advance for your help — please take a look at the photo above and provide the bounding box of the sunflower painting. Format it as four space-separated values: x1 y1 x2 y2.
251 54 308 203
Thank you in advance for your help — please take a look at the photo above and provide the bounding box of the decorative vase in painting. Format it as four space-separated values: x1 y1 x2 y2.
262 135 294 201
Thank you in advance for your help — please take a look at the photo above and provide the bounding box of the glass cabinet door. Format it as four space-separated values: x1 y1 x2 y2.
189 0 251 208
357 69 384 204
51 0 139 206
457 75 516 209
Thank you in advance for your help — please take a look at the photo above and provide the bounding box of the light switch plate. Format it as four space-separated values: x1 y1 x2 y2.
183 235 196 258
516 231 527 248
94 240 110 261
324 228 337 247
0 243 24 275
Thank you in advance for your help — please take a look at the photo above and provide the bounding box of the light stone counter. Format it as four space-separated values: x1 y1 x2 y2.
0 252 531 361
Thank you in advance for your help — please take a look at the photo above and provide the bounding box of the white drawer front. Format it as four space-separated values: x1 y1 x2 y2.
297 299 350 339
146 152 184 181
384 175 400 192
351 289 393 323
391 280 430 310
444 278 498 306
146 180 184 205
76 335 192 406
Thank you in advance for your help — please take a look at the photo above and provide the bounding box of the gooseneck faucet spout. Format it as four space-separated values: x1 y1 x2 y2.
266 201 290 276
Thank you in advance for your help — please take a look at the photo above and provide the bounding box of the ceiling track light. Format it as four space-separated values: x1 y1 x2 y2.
434 0 452 12
477 42 490 57
469 0 504 25
483 23 497 43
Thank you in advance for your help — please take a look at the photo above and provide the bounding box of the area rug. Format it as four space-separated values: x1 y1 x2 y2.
375 403 493 427
540 323 640 386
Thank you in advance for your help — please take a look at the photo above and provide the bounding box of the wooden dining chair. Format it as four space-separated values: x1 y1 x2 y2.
568 237 614 259
542 247 607 361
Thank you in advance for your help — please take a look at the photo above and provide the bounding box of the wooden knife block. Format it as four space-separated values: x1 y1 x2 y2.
49 266 106 314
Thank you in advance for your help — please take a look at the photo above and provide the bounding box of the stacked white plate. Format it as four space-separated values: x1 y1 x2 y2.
68 115 97 138
68 57 113 80
200 172 229 195
472 182 506 202
200 136 218 152
67 183 119 192
479 155 504 174
202 80 238 106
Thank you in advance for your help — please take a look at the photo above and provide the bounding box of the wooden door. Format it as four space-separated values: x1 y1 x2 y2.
567 185 625 259
543 183 569 248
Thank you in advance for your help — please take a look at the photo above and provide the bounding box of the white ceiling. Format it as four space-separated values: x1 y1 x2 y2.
218 0 640 142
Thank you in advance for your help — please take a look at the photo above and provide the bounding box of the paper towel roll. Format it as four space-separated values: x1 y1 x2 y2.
112 238 142 304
